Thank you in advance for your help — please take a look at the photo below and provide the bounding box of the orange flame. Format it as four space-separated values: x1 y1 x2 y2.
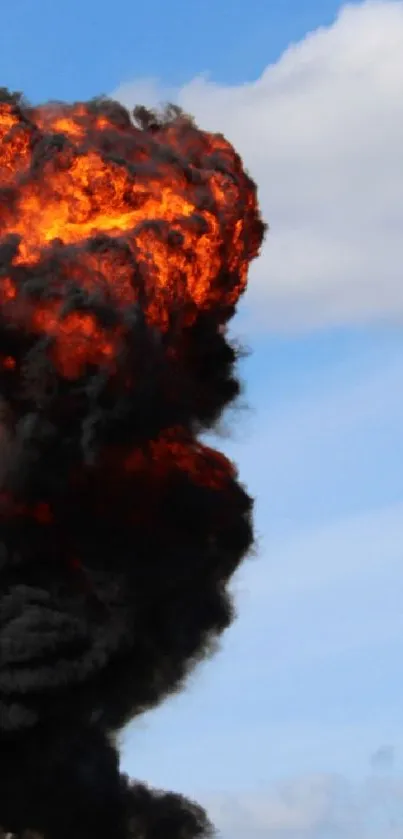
0 100 263 378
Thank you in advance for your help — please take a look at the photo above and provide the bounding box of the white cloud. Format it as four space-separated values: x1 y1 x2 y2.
205 771 403 838
114 1 403 332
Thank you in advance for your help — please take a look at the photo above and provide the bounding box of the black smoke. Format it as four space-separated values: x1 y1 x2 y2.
0 89 266 838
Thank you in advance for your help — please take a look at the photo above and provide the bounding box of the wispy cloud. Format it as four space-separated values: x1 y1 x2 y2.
205 769 403 838
371 745 396 771
221 337 403 545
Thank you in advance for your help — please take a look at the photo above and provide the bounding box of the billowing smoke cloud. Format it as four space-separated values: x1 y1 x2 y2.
0 89 265 838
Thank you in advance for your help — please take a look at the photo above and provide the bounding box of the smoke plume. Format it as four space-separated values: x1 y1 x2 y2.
0 88 266 838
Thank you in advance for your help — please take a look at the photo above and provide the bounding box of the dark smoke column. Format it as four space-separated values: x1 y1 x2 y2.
0 89 266 839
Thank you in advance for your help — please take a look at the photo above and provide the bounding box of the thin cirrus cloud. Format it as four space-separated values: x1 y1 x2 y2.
205 770 403 838
114 0 403 333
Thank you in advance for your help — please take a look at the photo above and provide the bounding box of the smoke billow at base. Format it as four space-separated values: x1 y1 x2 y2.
1 722 213 839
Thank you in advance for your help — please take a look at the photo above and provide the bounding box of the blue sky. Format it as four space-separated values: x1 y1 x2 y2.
2 0 358 102
2 1 403 836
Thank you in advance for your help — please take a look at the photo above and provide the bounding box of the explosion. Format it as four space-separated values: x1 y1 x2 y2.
0 88 266 839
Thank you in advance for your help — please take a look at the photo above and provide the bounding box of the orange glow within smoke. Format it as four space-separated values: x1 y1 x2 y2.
0 100 262 379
